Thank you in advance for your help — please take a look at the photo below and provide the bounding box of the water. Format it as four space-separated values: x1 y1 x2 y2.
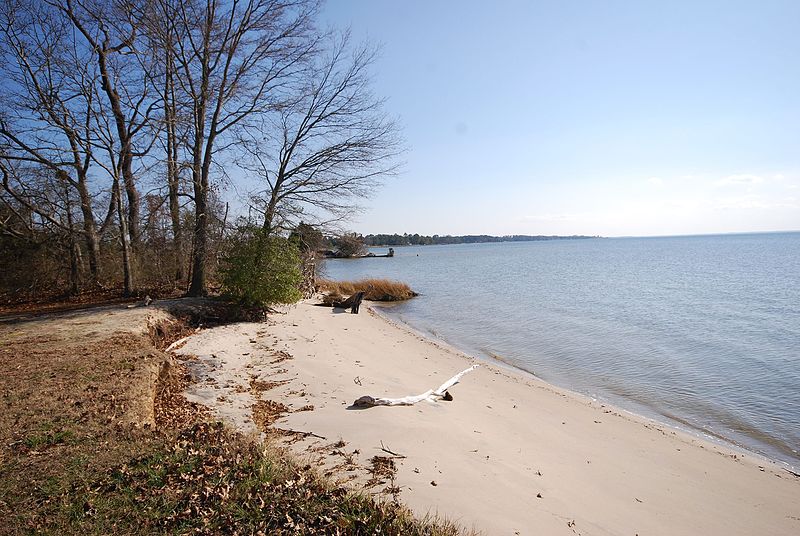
321 233 800 467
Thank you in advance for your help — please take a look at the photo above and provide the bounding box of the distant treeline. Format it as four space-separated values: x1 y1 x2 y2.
362 233 599 246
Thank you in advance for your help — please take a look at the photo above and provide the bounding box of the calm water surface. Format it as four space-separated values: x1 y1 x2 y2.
322 233 800 467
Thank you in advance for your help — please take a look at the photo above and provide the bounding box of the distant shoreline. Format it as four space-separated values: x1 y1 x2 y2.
363 233 600 247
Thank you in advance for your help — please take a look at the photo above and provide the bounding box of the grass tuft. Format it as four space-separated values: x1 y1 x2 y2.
318 278 419 302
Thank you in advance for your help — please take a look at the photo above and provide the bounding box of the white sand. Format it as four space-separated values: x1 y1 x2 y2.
178 301 800 535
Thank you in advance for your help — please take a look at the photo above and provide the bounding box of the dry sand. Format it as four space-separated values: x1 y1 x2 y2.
176 300 800 535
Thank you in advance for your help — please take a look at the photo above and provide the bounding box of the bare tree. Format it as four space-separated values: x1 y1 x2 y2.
0 0 116 286
242 33 403 237
55 0 159 248
164 0 318 296
138 0 190 284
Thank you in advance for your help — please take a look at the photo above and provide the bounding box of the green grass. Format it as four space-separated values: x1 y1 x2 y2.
33 422 463 535
23 429 74 450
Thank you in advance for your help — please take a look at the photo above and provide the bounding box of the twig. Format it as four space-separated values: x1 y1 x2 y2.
279 428 326 440
353 376 362 386
380 440 406 459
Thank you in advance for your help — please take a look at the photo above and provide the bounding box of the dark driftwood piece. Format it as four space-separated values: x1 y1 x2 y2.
332 291 365 314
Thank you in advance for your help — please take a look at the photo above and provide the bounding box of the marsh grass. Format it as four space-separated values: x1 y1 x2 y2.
318 278 419 302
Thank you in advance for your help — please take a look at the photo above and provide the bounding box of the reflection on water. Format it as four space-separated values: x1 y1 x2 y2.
323 233 800 467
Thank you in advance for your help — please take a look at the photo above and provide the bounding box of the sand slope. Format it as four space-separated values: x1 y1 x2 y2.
179 301 800 535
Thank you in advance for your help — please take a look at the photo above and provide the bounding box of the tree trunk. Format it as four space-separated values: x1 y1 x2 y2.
97 42 140 247
61 174 82 295
187 174 206 296
68 238 81 296
262 196 278 236
76 176 101 284
115 180 134 297
165 58 184 283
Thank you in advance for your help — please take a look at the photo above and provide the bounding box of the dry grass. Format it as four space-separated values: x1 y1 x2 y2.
318 278 419 302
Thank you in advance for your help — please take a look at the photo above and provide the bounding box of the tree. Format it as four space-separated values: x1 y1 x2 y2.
56 0 158 249
242 32 403 237
289 221 324 252
332 232 366 257
0 0 118 287
161 0 318 297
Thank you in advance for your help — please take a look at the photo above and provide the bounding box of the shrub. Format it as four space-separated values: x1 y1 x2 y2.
220 229 302 307
318 278 418 302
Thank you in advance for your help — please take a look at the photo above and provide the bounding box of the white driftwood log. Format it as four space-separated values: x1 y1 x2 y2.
352 364 480 408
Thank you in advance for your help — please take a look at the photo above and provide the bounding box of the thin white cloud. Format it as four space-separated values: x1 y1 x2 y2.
646 177 664 186
714 174 764 187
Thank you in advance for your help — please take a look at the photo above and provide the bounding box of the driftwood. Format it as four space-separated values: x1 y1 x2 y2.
352 365 480 408
332 291 365 314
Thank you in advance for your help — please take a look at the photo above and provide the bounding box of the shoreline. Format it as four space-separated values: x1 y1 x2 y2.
370 303 798 473
176 300 800 535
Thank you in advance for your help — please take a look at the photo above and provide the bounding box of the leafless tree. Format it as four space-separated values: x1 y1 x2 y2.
163 0 319 296
242 33 403 237
150 4 188 282
54 0 159 248
0 0 116 286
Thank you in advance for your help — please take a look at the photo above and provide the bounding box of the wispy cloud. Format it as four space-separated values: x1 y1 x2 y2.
646 177 664 186
714 174 764 187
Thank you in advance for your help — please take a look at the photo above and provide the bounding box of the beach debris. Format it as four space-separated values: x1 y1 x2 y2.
351 365 479 407
379 440 406 459
274 428 326 440
330 291 365 314
430 480 437 486
536 493 542 498
366 456 397 488
165 328 202 352
353 376 362 386
252 399 290 429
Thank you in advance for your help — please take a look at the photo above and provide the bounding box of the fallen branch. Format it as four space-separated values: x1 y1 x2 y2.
276 428 327 440
380 440 406 459
352 365 480 408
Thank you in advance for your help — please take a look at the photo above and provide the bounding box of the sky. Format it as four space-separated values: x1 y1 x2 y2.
317 0 800 237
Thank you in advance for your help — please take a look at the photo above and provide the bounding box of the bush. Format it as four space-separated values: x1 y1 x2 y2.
220 229 302 307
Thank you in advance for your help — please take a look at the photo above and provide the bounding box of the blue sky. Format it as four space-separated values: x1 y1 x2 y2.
321 1 800 237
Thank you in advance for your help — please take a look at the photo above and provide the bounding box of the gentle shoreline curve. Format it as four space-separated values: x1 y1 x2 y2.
179 300 800 535
370 302 797 472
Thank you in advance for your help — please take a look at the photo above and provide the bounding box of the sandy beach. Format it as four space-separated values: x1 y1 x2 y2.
174 301 800 535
